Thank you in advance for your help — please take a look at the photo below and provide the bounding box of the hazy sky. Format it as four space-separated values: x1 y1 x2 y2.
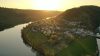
0 0 100 11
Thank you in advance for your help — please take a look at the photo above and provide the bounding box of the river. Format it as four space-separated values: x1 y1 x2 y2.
0 23 100 56
97 39 100 56
0 23 36 56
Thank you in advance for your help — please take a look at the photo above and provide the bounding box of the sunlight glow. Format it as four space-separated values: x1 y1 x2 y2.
46 17 51 20
33 0 61 10
0 0 100 11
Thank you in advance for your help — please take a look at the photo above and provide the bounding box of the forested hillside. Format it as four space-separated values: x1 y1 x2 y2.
0 7 61 31
56 5 100 32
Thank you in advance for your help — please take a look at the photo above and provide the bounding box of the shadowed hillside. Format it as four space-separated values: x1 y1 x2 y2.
56 5 100 32
22 5 100 56
0 7 61 31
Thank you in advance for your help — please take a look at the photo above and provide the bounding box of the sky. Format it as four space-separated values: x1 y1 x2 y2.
0 0 100 11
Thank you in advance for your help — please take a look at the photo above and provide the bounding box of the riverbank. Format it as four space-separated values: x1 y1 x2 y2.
0 23 35 56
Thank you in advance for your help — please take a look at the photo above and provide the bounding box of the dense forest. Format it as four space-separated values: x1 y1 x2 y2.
0 7 61 31
22 5 100 56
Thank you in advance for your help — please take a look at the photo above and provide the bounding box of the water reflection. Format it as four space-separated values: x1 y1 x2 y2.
0 23 36 56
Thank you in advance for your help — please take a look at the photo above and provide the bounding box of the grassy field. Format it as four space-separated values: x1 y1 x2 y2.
57 37 97 56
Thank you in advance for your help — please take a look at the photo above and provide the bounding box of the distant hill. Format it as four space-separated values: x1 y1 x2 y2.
0 7 61 31
56 5 100 32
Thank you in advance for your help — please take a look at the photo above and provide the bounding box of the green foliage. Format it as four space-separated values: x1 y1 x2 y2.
57 37 97 56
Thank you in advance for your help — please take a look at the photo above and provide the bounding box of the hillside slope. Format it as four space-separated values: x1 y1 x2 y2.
22 5 100 56
0 7 61 31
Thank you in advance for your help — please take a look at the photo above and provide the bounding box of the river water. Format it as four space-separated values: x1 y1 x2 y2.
97 39 100 56
0 23 100 56
0 23 36 56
